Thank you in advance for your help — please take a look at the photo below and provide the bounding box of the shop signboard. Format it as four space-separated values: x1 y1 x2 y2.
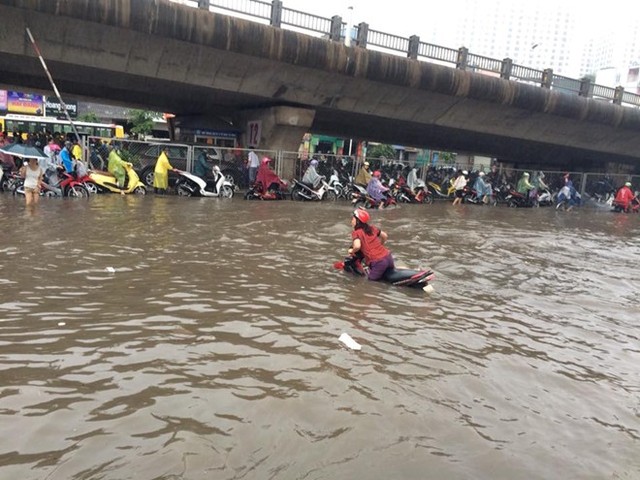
45 98 78 118
7 91 44 115
0 90 7 111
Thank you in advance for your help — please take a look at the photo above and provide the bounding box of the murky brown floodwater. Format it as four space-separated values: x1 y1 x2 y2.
0 193 639 480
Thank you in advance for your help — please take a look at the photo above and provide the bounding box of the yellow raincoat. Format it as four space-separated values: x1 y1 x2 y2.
153 151 173 189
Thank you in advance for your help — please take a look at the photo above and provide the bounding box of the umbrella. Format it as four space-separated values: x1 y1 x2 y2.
0 143 48 159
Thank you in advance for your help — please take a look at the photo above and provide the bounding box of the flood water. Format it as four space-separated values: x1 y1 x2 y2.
0 194 639 480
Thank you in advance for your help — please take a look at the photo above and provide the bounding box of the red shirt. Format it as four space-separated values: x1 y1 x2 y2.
352 226 389 263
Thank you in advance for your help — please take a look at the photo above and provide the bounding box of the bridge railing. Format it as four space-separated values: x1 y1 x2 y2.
185 0 640 108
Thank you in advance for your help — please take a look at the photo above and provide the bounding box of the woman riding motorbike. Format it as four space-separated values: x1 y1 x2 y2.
348 207 394 281
366 170 389 209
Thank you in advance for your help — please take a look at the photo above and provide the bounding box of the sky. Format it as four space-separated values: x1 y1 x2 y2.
278 0 639 70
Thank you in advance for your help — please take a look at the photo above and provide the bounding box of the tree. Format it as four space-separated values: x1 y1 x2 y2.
78 112 99 122
128 109 156 139
367 143 395 159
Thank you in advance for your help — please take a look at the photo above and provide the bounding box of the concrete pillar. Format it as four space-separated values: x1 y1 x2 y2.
356 22 369 48
500 58 513 79
270 0 282 27
456 47 469 70
330 15 342 42
541 68 553 89
579 78 592 97
408 35 420 60
236 106 316 180
614 86 624 105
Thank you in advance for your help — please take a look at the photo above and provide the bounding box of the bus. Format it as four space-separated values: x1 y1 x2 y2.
0 114 125 140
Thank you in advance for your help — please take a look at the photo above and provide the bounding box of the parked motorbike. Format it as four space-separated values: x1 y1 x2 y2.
427 178 455 199
461 185 497 206
328 169 349 199
12 168 90 198
291 178 338 201
174 166 234 198
88 163 146 195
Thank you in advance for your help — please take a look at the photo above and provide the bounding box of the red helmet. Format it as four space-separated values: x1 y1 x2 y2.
353 207 370 223
372 170 381 178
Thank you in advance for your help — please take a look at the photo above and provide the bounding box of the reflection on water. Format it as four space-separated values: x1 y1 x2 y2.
0 195 639 479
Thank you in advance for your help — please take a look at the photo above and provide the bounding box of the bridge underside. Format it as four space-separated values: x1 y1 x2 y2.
1 0 639 172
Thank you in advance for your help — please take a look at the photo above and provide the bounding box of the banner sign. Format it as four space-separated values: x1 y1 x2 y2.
0 90 7 111
7 91 43 115
45 98 78 118
247 120 261 148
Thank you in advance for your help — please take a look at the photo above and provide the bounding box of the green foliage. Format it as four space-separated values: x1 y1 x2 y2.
367 143 396 159
128 109 156 138
439 151 456 164
78 112 99 122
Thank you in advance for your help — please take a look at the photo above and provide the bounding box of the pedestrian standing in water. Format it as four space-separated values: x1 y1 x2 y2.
451 170 467 206
348 207 394 281
19 157 43 206
153 147 176 194
247 147 260 185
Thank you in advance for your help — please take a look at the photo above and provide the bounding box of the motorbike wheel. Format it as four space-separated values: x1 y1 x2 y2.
176 184 192 196
221 185 234 199
422 194 434 205
133 186 147 195
67 185 90 198
324 190 338 202
244 190 256 200
333 185 344 199
291 187 305 201
508 199 519 208
84 182 99 195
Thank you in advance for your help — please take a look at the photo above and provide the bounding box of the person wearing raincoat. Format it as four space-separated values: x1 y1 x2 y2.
107 146 128 190
153 147 175 194
302 159 323 189
516 172 535 197
366 170 389 209
473 171 493 203
256 157 287 193
406 168 420 192
354 161 372 186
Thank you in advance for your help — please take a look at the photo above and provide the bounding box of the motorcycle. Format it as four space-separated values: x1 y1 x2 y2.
394 180 433 204
461 185 497 206
244 182 289 200
88 163 146 195
334 254 435 292
427 177 455 199
291 178 338 201
174 166 234 198
328 169 349 199
13 166 89 197
612 195 640 213
351 183 396 209
505 188 538 208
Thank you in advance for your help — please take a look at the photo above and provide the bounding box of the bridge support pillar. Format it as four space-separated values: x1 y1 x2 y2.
236 106 316 179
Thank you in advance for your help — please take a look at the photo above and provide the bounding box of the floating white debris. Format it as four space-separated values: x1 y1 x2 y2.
105 267 116 273
339 332 361 351
58 322 66 326
423 285 434 294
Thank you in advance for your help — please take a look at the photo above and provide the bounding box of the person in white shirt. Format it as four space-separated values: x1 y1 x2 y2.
451 170 468 206
19 158 43 206
248 148 260 184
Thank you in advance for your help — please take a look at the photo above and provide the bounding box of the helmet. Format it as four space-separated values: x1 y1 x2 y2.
478 171 485 177
462 170 468 175
625 181 632 187
363 161 370 167
353 207 370 223
310 159 318 167
261 157 271 165
373 170 381 178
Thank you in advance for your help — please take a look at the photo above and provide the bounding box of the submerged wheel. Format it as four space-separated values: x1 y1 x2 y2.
133 186 147 195
508 199 518 208
324 190 338 202
291 187 305 201
84 182 99 195
221 185 234 199
422 194 434 205
176 184 192 196
67 185 90 198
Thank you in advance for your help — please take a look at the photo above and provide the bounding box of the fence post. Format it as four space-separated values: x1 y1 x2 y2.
270 0 282 28
579 78 592 98
408 35 420 60
541 68 553 89
456 47 468 70
330 15 342 41
613 86 624 105
197 0 208 9
500 57 512 79
356 22 368 48
580 172 587 200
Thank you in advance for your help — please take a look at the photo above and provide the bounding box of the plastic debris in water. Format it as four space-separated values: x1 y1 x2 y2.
105 267 116 273
58 322 66 326
339 332 361 351
423 285 434 294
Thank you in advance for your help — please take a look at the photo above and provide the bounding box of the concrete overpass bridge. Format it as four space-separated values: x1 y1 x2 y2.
1 0 640 174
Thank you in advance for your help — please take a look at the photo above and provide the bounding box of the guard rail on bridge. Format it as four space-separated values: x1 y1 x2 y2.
175 0 640 108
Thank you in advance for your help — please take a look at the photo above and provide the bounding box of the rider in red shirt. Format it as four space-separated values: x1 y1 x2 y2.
349 208 394 281
614 182 635 212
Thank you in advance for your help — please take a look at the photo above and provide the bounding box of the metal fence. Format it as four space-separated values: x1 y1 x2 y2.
181 0 640 108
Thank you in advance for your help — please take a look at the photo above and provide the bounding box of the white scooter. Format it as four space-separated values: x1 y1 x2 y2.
174 165 234 198
291 177 338 201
